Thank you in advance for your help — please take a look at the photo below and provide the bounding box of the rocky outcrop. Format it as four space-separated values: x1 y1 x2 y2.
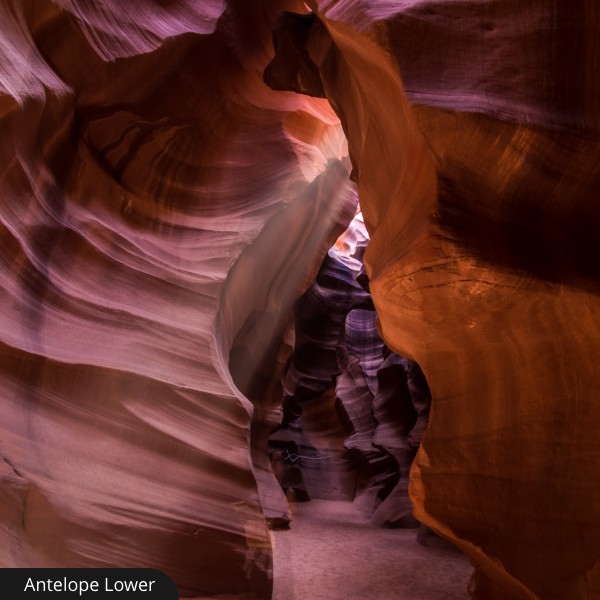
266 3 600 599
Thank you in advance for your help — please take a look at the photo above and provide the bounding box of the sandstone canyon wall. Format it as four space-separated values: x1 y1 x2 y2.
266 2 600 599
0 1 352 597
271 226 431 528
1 1 600 600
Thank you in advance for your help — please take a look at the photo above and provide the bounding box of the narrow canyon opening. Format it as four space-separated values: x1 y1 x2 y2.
268 208 429 530
267 213 473 598
224 201 473 598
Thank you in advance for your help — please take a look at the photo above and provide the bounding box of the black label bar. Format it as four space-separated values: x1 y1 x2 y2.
0 569 178 599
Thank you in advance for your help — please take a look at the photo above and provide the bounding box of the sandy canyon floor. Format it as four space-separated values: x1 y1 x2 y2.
271 500 473 600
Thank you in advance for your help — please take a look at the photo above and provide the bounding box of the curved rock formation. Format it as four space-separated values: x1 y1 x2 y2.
265 3 600 599
0 1 351 597
268 213 431 531
2 0 600 599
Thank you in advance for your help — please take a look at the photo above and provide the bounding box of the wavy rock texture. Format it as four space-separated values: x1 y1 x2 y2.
273 228 430 527
3 1 600 599
266 3 600 599
277 244 371 504
275 243 372 500
0 1 353 597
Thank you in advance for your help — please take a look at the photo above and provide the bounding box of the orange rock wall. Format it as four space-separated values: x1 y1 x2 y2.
295 2 600 598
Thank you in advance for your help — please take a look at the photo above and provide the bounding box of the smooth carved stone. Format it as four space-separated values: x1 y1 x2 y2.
336 352 377 455
266 3 600 599
277 246 367 502
343 308 384 397
282 245 370 405
0 1 352 597
337 310 394 517
340 308 430 525
225 161 357 526
3 0 600 597
370 352 431 529
278 235 426 523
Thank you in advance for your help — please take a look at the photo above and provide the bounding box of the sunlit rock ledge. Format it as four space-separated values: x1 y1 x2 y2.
1 0 600 599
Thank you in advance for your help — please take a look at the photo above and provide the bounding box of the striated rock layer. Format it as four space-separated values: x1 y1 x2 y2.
2 0 600 598
274 223 430 527
0 1 352 597
266 3 600 599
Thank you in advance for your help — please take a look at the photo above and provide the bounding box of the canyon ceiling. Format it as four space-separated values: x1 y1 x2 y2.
1 1 599 599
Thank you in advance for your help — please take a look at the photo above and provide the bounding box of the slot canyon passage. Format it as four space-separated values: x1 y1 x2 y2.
1 0 600 598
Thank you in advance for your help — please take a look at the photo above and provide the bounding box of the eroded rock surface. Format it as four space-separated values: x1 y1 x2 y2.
0 1 351 597
266 3 600 599
274 218 430 527
2 1 600 599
